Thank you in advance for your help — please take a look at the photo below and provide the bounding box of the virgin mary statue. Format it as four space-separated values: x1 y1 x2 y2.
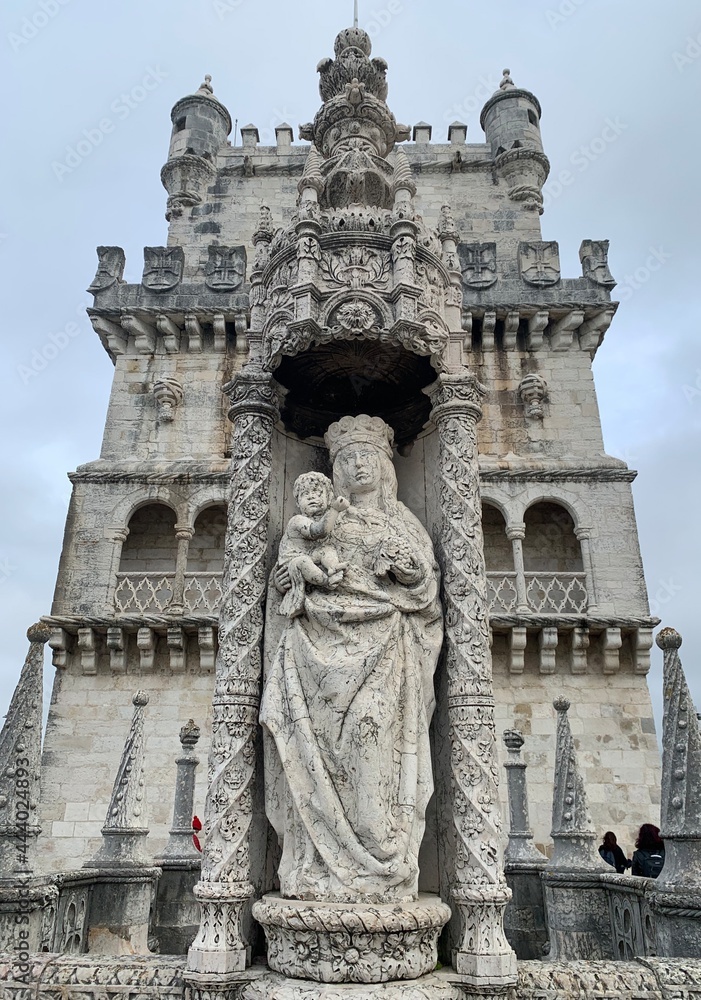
260 415 443 904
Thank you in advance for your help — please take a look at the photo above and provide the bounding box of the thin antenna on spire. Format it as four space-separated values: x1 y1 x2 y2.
354 0 359 28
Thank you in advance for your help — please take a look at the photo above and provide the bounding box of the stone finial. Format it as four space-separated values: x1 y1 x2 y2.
153 377 184 423
502 729 548 867
0 625 49 878
91 691 150 867
500 68 515 90
196 75 214 97
180 719 201 749
254 205 275 241
157 719 202 864
298 146 324 201
550 697 603 869
656 628 701 887
518 373 548 419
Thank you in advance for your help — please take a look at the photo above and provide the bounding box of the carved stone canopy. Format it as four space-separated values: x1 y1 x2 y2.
274 340 435 447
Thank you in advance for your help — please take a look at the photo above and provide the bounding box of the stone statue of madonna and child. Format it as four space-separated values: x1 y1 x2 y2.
254 414 451 986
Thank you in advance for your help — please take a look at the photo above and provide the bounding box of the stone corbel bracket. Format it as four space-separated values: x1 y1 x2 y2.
518 373 548 419
153 377 184 423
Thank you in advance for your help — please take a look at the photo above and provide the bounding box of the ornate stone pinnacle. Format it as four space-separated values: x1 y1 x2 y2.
91 690 150 867
658 627 701 887
0 628 45 876
550 696 603 869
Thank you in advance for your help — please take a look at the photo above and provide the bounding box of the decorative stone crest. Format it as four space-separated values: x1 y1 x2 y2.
153 377 184 423
519 241 561 287
205 245 246 291
87 246 125 293
458 242 497 289
142 246 185 291
518 373 548 419
580 238 616 288
319 246 390 290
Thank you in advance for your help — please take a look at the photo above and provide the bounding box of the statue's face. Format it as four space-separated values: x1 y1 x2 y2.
297 481 329 517
336 445 381 494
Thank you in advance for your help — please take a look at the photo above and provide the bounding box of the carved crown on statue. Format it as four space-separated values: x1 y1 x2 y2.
324 414 395 461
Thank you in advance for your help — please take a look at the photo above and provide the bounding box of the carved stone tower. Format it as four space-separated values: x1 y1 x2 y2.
26 21 660 994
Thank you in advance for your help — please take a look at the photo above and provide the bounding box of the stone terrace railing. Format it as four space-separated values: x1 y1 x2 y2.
114 573 223 614
487 572 588 614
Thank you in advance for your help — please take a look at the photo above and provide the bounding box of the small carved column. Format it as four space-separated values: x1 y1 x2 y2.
169 524 195 614
108 526 129 611
503 731 548 866
158 720 201 862
575 526 599 613
506 523 530 613
188 362 279 978
426 371 517 989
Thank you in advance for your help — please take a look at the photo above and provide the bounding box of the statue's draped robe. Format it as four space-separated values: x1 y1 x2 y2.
261 502 443 902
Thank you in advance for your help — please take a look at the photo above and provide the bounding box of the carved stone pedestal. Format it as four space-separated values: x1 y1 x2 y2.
242 969 466 1000
252 894 451 985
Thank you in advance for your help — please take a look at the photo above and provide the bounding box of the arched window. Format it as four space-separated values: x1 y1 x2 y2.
115 503 177 612
184 505 226 611
522 502 586 612
482 502 517 612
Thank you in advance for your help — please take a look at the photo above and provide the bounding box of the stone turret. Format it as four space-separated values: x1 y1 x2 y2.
480 69 549 212
161 75 232 220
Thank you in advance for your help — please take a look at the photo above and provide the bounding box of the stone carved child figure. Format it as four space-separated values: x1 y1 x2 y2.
277 471 350 618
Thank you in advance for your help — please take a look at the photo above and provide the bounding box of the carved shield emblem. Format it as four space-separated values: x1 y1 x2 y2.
205 245 247 291
519 241 561 287
458 242 497 289
87 246 125 293
142 246 184 291
580 239 616 288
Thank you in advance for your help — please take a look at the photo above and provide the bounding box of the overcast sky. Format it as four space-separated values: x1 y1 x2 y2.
0 0 699 734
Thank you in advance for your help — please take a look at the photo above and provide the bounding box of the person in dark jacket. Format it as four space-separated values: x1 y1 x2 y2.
631 823 665 878
598 831 631 873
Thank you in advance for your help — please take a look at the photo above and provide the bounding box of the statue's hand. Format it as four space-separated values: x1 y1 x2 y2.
331 496 351 513
274 563 292 593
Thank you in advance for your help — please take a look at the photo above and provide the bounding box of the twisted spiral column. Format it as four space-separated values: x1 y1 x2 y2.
426 372 517 989
188 363 279 977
